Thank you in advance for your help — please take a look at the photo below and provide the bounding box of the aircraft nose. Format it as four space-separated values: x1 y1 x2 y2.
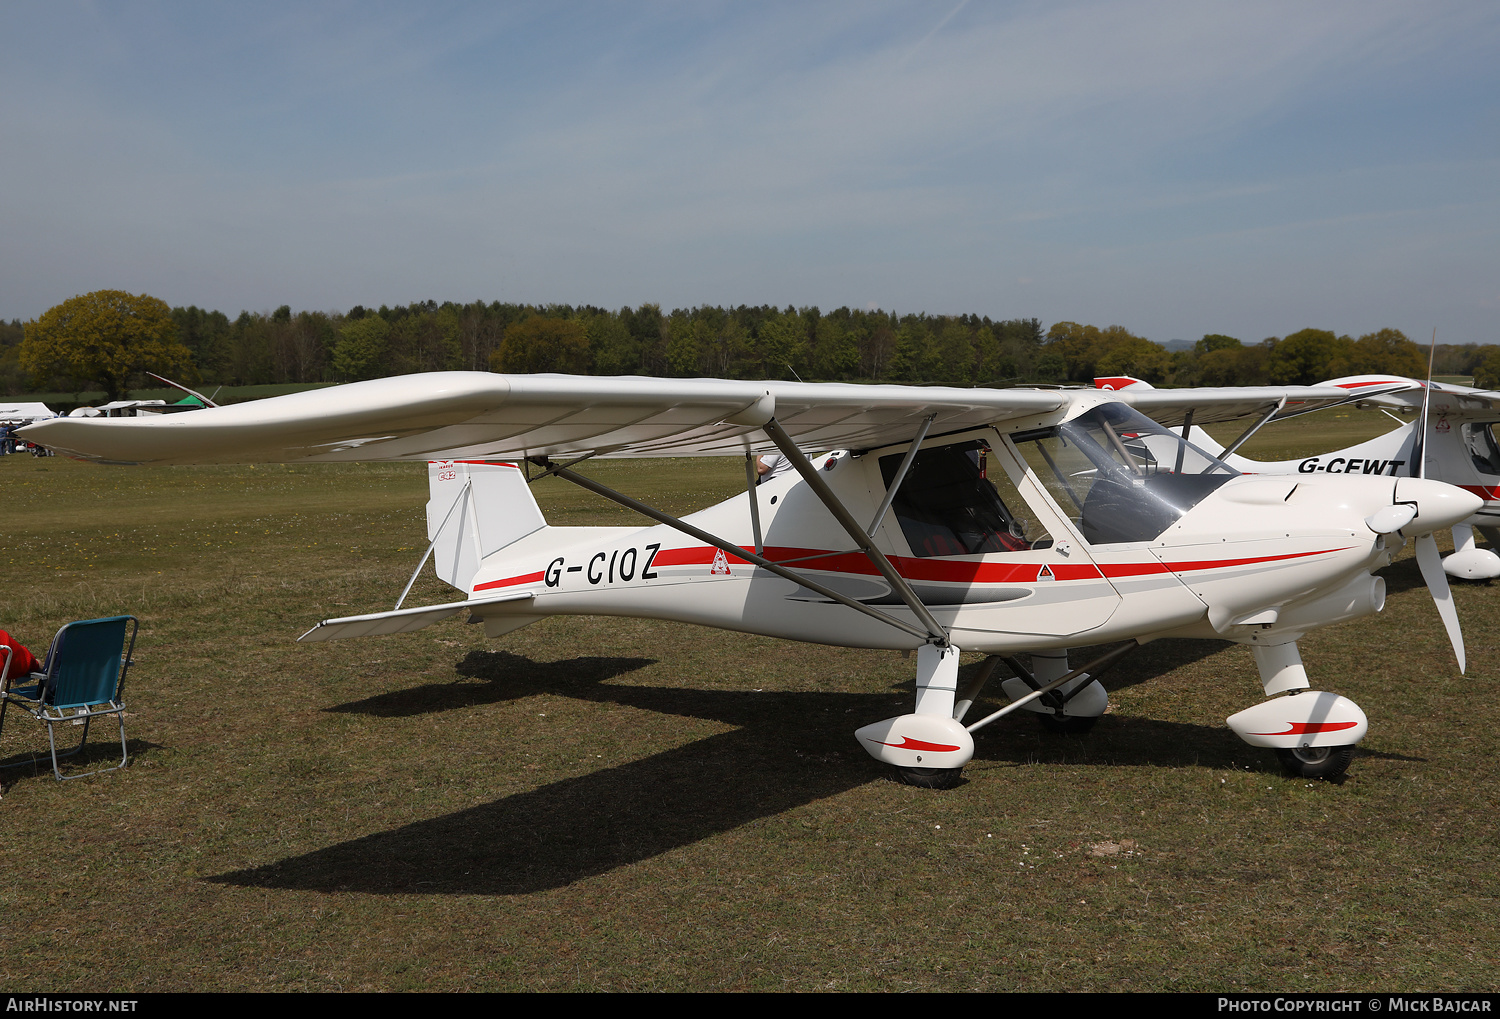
1393 478 1483 534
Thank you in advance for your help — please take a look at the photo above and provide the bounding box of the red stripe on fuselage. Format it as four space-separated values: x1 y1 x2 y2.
1148 547 1352 574
474 571 545 591
470 544 1350 592
653 545 1104 583
872 736 962 752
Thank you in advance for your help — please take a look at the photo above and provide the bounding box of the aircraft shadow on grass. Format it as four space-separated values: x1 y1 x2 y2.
212 640 1324 897
323 654 658 717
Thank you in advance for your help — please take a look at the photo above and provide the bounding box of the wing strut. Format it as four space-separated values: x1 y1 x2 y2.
1174 409 1194 474
1414 329 1438 481
744 453 764 556
762 417 949 646
1217 397 1286 463
540 459 931 641
866 414 935 536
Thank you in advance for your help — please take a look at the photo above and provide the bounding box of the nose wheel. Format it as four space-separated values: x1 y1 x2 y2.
1037 712 1098 734
1274 744 1354 780
895 765 965 789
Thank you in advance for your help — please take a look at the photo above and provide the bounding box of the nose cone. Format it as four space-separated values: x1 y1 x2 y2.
1394 478 1483 533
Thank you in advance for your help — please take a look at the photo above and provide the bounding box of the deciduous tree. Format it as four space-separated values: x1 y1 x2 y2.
21 290 193 400
332 315 391 381
491 317 591 374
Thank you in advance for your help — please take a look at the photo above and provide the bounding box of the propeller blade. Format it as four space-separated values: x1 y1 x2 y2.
1415 531 1466 673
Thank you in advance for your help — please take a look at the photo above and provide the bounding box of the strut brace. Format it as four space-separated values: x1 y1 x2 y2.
395 477 472 611
744 452 764 556
1218 397 1286 463
866 414 935 536
964 642 1138 734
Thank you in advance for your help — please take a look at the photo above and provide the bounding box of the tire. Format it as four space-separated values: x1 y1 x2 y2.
1275 744 1355 779
1038 712 1097 735
895 766 964 789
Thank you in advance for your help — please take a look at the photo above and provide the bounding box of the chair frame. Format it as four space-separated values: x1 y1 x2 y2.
0 616 138 781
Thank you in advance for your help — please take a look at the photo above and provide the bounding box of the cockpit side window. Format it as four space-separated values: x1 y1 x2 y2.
878 441 1034 557
1462 423 1500 476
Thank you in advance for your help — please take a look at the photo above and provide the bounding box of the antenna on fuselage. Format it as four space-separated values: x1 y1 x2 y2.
1408 327 1466 673
1414 328 1437 479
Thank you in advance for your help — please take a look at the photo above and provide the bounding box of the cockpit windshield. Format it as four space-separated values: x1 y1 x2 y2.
1011 403 1238 545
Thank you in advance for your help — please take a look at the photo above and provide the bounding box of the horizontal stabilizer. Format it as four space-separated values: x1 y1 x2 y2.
298 592 533 642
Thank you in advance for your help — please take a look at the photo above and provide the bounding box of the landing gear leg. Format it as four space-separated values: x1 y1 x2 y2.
1227 640 1367 780
854 643 973 790
997 650 1109 733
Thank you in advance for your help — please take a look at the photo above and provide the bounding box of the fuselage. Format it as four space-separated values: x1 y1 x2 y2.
461 395 1474 654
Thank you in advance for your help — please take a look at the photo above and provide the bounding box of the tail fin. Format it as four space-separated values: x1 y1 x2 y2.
1094 375 1154 391
426 461 546 593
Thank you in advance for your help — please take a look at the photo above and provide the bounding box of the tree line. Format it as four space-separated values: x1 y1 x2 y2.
1044 323 1500 388
3 291 1496 400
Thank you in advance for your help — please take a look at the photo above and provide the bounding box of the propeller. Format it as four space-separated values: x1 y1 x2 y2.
1367 479 1475 674
1403 329 1467 671
1414 530 1466 674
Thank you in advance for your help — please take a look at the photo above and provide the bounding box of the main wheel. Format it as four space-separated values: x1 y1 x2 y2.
1038 712 1098 735
1275 744 1355 780
895 766 964 789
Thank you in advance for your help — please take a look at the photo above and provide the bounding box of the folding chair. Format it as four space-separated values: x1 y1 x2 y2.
0 616 138 780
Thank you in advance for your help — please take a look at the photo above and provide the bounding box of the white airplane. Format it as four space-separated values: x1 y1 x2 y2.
22 373 1481 788
1099 373 1500 581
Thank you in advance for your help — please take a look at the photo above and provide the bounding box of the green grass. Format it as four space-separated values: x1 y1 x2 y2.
1 421 1498 992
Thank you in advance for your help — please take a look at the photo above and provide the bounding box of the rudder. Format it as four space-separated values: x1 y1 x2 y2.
426 460 546 593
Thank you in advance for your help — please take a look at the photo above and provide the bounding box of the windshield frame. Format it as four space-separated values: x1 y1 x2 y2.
1005 402 1239 546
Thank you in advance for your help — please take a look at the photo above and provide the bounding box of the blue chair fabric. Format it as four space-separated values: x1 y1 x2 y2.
0 616 138 780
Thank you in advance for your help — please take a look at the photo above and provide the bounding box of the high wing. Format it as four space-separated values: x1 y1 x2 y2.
21 372 1067 465
1319 375 1500 417
1105 384 1369 427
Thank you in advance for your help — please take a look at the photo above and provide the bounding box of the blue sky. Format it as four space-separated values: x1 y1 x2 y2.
2 1 1497 345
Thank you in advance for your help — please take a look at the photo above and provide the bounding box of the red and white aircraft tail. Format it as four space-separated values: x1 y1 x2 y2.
425 460 547 592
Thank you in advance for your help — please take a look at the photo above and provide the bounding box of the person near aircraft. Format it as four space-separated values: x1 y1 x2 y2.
756 452 796 483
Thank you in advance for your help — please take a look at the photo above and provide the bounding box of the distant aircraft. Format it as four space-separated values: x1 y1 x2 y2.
23 373 1479 787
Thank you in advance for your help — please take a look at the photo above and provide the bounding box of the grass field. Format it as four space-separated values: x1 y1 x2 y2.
1 408 1497 992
